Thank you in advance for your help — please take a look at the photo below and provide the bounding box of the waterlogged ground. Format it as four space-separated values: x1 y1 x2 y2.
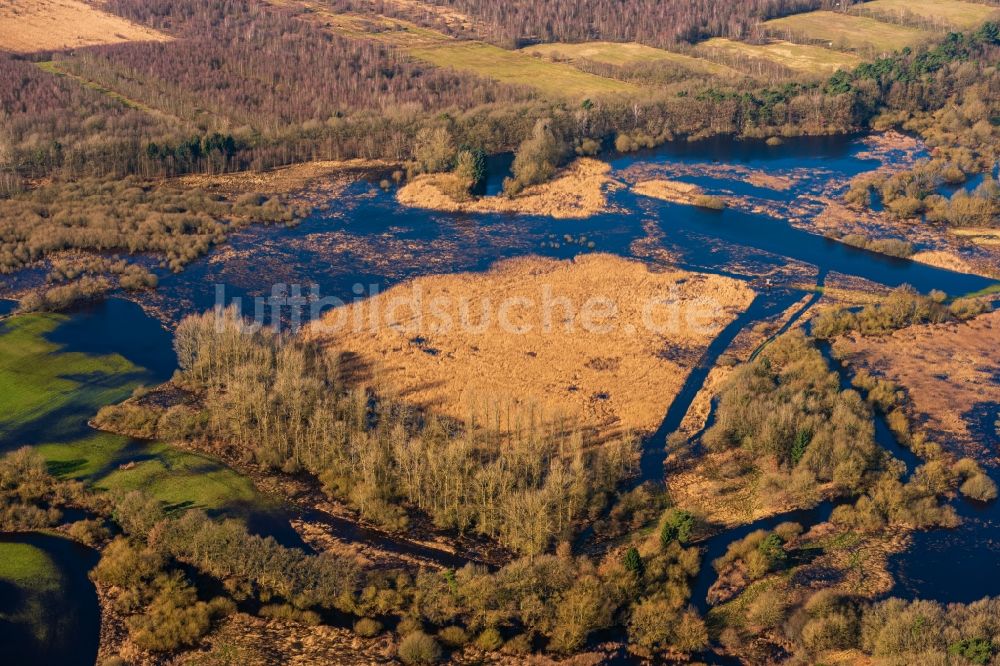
128 133 991 327
0 533 100 665
1 133 1000 662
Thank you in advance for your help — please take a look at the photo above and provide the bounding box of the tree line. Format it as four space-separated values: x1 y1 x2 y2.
356 0 850 48
96 306 639 556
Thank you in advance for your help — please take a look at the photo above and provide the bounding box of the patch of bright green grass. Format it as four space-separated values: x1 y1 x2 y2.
0 542 61 589
0 313 263 515
96 442 259 513
409 41 639 99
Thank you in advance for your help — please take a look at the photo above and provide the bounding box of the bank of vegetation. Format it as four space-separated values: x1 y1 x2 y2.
6 318 999 663
812 284 990 338
2 9 996 293
0 177 304 310
828 230 914 257
1 442 708 660
96 306 639 556
838 25 1000 227
699 330 969 528
2 0 993 188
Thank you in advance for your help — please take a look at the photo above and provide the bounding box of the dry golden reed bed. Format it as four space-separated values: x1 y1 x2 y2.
307 254 756 436
836 310 1000 461
397 158 615 219
632 179 706 205
0 0 170 53
177 158 393 196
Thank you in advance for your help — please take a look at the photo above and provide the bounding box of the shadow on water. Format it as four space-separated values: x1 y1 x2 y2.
6 134 1000 657
0 532 100 666
45 298 177 383
887 397 1000 602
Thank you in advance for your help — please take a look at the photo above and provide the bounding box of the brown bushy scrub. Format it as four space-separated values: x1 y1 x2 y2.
18 276 111 313
798 589 860 654
713 523 801 581
840 29 1000 231
702 331 887 499
0 447 88 531
92 536 234 658
398 631 442 664
954 458 999 501
0 177 301 275
66 519 111 547
853 163 1000 225
836 232 914 258
126 574 234 652
860 597 1000 662
812 285 989 339
503 118 566 195
623 520 706 657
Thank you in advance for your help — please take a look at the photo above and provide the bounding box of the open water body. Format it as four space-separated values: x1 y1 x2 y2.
3 134 999 664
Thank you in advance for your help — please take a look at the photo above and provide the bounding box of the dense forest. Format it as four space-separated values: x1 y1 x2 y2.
3 3 997 189
359 0 852 47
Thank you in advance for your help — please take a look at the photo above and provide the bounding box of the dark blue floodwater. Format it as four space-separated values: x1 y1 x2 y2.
145 133 993 326
143 133 1000 609
45 297 177 382
0 532 100 666
4 133 1000 660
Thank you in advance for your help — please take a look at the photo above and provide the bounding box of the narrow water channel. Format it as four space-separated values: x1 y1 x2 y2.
2 133 999 662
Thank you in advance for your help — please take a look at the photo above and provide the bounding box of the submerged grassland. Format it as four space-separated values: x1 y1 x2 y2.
0 313 261 513
0 541 64 644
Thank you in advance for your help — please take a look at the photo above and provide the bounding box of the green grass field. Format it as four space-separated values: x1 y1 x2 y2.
856 0 999 30
520 41 740 77
764 10 933 53
0 313 260 514
697 38 862 75
0 541 61 590
410 41 639 98
0 540 63 645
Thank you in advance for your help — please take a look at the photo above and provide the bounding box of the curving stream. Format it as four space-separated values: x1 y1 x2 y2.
2 133 999 662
